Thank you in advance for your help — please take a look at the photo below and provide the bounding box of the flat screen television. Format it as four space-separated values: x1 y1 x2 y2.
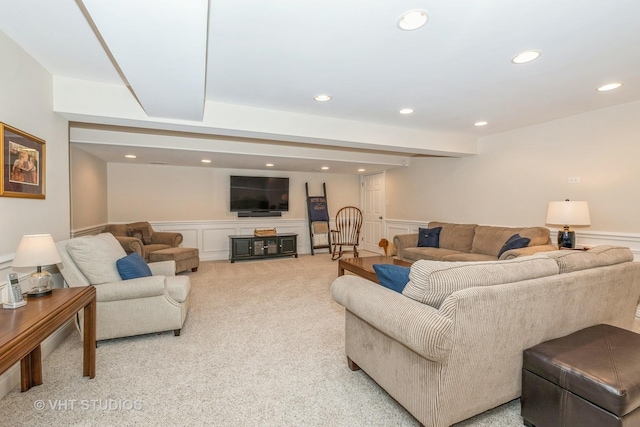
230 176 289 213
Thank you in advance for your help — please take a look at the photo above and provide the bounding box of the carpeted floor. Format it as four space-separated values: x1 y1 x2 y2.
0 253 524 426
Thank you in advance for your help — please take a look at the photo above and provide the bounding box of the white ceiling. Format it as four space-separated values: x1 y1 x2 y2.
1 0 639 172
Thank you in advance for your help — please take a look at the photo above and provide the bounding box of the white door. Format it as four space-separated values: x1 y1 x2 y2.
361 172 385 254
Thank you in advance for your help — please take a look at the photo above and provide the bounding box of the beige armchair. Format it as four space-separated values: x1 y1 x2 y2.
104 221 183 261
56 233 190 341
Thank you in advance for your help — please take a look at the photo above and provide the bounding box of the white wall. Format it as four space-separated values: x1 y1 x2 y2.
0 29 72 400
70 145 108 230
0 31 70 255
107 163 360 222
102 164 361 260
386 100 640 234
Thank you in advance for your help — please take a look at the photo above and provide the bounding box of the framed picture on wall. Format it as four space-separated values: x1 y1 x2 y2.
0 122 46 199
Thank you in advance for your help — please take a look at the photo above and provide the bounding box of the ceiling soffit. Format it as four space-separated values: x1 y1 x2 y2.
81 0 208 121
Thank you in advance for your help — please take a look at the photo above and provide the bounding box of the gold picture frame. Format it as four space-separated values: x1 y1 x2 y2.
1 123 46 199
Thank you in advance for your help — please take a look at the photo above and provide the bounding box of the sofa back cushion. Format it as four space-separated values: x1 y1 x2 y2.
66 233 127 285
428 222 477 253
402 254 560 308
518 227 552 246
544 245 633 274
471 226 550 257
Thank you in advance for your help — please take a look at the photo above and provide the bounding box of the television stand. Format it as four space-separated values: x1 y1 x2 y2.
229 234 298 263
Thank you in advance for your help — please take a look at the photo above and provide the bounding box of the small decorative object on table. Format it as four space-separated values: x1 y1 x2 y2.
254 228 277 237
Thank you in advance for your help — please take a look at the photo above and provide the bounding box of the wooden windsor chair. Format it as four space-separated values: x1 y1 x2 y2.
330 206 363 260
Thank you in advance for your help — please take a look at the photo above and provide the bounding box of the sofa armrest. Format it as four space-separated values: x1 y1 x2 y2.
499 244 558 260
331 275 453 363
110 235 144 257
151 231 183 247
393 233 419 260
94 275 166 302
149 260 176 276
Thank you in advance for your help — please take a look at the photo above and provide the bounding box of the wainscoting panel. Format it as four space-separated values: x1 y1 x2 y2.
183 229 199 249
151 223 200 249
202 227 236 260
386 224 421 239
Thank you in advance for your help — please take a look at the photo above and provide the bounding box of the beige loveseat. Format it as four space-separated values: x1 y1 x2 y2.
104 221 183 261
56 233 190 341
331 246 640 427
393 221 557 262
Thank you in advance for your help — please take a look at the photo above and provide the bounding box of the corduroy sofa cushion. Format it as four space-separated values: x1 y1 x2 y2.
402 254 560 308
66 233 127 285
544 245 634 274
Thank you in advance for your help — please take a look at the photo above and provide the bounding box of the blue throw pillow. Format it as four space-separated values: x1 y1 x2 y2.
372 264 411 293
116 253 152 280
417 227 442 248
498 234 531 258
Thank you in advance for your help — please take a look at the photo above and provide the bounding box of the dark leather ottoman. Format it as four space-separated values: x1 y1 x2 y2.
521 324 640 427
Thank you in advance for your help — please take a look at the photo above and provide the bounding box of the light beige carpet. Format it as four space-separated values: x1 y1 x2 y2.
0 253 523 426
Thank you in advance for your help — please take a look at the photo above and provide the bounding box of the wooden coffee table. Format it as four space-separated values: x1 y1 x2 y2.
338 256 412 283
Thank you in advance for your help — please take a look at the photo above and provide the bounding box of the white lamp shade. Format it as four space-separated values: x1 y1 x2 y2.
12 234 62 268
545 201 591 227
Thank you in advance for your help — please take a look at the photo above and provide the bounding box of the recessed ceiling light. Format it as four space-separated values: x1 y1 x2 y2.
597 82 623 92
125 154 136 159
511 50 541 64
399 108 414 115
321 166 330 170
314 94 332 102
474 121 488 127
266 163 274 167
201 159 211 163
398 9 428 31
358 168 366 172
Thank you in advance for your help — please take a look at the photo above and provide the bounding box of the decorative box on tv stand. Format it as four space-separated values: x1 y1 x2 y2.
254 228 277 237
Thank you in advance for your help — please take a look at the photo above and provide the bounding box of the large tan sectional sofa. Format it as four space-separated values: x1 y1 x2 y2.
331 246 640 427
394 221 557 262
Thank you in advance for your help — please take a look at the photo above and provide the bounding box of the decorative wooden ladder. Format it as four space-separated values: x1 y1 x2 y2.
305 183 331 255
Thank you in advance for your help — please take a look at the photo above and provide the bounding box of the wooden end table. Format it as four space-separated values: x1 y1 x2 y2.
338 256 412 283
0 286 96 392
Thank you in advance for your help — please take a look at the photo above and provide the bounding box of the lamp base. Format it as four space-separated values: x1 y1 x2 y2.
27 287 52 298
558 230 576 248
27 271 52 297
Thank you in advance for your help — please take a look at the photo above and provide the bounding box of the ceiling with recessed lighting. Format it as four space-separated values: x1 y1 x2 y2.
0 0 639 173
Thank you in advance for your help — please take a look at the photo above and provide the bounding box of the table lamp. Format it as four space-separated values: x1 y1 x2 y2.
545 200 591 248
12 234 62 297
